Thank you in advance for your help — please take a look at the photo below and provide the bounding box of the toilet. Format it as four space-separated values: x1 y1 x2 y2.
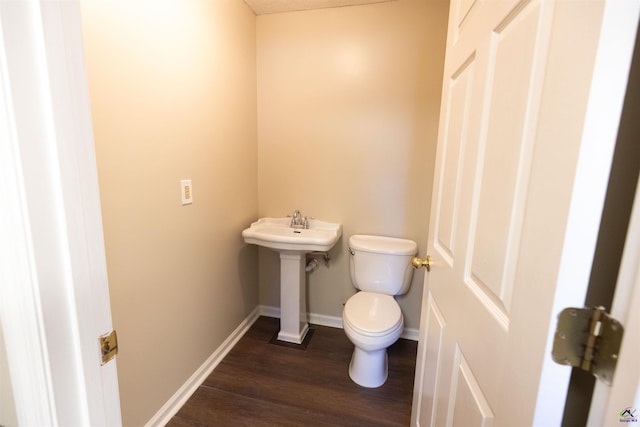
342 234 417 388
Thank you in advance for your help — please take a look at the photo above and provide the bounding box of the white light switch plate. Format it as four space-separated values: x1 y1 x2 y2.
181 179 192 205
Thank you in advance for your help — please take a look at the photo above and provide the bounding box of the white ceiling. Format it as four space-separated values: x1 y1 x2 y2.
243 0 395 15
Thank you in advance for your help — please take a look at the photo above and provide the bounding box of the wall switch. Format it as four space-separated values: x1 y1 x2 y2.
181 179 192 205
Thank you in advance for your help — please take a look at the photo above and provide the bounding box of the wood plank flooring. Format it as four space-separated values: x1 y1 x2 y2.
168 316 418 426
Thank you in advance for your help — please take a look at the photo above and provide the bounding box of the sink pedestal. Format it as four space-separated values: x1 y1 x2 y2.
277 253 309 344
241 217 342 344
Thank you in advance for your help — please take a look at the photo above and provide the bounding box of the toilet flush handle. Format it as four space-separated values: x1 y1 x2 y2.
412 255 432 272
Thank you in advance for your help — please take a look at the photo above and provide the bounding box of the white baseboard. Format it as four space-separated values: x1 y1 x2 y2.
258 305 418 341
145 307 261 427
401 328 419 341
310 311 344 329
258 304 280 319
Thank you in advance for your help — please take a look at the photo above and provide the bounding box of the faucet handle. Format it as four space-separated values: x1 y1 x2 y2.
302 216 315 229
290 210 302 228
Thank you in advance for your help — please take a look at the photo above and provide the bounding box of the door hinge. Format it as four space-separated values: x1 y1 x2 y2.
552 306 623 385
99 330 118 365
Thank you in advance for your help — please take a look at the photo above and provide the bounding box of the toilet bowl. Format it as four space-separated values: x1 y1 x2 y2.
343 292 404 387
342 235 417 388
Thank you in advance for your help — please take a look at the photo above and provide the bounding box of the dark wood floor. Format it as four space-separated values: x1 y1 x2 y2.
168 316 418 426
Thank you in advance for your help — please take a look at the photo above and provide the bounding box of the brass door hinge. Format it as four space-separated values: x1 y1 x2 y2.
99 330 118 365
552 306 623 385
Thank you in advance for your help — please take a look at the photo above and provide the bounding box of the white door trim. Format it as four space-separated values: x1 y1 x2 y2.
0 6 57 421
0 1 121 425
533 1 640 425
588 172 640 426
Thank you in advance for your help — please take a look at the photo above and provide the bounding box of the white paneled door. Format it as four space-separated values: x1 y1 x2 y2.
412 0 639 426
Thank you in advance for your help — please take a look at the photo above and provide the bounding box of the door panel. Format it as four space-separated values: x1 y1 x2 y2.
468 0 541 319
415 296 446 427
412 0 637 425
434 55 475 265
450 349 494 427
454 0 477 33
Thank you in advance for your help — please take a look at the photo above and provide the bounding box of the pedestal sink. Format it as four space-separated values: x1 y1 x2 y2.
242 217 342 344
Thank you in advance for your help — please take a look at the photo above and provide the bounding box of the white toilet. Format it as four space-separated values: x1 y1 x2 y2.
342 234 417 388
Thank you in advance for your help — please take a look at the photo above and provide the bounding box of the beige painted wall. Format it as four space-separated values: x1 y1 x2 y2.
80 1 258 425
256 0 448 329
80 0 446 423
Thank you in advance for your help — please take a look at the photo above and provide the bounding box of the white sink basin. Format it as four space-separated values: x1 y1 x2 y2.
242 217 342 253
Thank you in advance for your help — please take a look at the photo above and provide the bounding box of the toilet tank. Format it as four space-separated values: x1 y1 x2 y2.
349 234 418 296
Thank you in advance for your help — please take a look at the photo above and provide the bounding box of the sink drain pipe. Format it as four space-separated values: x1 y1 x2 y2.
305 258 319 273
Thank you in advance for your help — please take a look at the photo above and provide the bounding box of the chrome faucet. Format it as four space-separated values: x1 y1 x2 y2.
290 210 306 229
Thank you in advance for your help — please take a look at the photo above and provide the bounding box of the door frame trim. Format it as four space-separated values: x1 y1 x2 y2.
533 1 640 425
0 2 121 425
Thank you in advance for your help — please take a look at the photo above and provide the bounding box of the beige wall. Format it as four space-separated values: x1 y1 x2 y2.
80 1 258 425
81 0 447 424
256 0 448 329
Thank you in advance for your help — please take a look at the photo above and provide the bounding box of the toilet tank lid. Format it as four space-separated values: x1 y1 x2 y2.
349 234 417 255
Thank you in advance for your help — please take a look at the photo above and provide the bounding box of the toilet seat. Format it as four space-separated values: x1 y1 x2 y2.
343 292 402 337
